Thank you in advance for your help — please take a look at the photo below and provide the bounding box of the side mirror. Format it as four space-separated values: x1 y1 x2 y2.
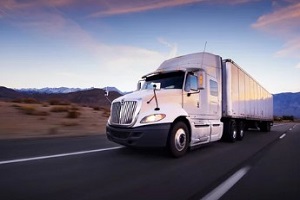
137 80 145 91
105 89 109 97
152 83 161 90
185 74 199 93
104 87 111 103
137 82 141 90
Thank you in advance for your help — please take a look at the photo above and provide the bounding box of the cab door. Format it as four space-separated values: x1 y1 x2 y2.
183 72 210 144
207 75 223 141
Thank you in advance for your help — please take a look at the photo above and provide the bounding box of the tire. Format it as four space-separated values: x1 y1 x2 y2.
237 121 245 141
224 120 237 142
168 121 189 158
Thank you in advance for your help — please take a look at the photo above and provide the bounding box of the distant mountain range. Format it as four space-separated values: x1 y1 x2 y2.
0 86 299 118
0 86 122 108
16 87 124 95
273 92 300 119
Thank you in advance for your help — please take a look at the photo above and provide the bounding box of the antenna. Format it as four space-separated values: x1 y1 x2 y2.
201 41 207 68
203 41 207 53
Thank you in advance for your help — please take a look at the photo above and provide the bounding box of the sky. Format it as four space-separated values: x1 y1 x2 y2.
0 0 299 94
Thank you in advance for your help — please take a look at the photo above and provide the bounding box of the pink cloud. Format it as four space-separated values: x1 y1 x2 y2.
89 0 204 17
252 2 300 58
88 0 259 18
252 3 300 32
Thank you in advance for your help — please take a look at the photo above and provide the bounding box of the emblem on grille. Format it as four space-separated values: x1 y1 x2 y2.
121 99 125 105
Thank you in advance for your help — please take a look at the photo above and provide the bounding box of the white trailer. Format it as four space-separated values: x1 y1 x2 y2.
106 52 273 157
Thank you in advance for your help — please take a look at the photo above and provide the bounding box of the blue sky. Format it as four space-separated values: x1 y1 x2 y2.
0 0 299 93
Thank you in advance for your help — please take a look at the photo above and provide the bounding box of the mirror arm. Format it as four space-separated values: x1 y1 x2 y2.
187 89 200 97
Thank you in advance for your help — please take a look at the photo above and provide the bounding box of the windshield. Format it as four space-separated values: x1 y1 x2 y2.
142 71 185 90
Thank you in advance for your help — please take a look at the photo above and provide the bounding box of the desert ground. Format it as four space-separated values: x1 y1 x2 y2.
0 101 109 140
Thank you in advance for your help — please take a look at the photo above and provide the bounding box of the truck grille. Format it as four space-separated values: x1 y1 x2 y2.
110 101 138 125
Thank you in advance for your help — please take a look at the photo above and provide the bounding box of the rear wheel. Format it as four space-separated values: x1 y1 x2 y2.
168 121 189 158
237 121 245 141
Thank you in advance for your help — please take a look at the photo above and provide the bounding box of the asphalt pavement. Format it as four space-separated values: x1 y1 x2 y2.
0 123 299 200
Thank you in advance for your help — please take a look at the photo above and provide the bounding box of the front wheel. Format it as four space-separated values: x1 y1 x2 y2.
224 120 237 142
168 121 189 158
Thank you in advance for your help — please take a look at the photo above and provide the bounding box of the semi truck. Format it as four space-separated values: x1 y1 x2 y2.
106 52 273 157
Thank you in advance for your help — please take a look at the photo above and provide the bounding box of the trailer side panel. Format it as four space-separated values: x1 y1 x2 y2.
222 60 273 121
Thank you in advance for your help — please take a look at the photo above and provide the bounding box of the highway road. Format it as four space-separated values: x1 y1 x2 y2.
0 123 299 200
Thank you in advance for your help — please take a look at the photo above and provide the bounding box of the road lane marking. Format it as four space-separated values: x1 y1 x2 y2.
201 166 250 200
0 146 123 165
273 124 285 127
279 134 286 139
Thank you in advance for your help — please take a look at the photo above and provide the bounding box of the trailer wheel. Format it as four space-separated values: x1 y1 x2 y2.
168 121 189 157
224 120 237 142
237 121 245 141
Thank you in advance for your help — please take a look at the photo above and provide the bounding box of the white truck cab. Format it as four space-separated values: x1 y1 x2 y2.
106 52 273 157
106 52 224 157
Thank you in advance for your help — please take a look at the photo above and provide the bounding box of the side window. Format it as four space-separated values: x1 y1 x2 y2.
185 74 198 92
210 80 218 96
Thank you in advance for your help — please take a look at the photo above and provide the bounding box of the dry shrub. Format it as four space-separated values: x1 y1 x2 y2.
17 105 36 115
92 106 101 111
17 105 49 116
11 104 21 108
102 108 110 118
67 110 81 118
70 105 79 111
49 99 70 106
61 121 79 126
23 98 39 104
42 102 49 107
12 99 23 103
50 106 69 112
34 111 49 116
12 98 39 104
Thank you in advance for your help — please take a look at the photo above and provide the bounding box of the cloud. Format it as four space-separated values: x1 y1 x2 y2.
89 0 204 17
157 37 178 58
88 0 260 18
252 2 300 58
0 0 177 90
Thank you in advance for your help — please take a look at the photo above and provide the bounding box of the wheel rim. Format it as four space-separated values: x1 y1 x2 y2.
174 128 186 151
240 122 244 138
232 123 237 139
233 129 237 139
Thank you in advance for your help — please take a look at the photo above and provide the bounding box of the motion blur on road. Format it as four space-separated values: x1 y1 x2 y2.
0 123 299 200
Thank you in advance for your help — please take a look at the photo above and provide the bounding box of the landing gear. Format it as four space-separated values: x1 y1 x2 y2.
260 121 271 132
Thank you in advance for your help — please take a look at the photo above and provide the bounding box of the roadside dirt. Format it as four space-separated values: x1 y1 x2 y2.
0 101 109 140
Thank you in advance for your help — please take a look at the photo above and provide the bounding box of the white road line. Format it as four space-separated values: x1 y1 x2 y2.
279 134 286 139
293 125 297 129
0 146 123 165
201 166 250 200
273 124 285 127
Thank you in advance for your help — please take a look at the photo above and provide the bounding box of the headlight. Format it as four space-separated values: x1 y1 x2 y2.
140 114 166 123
